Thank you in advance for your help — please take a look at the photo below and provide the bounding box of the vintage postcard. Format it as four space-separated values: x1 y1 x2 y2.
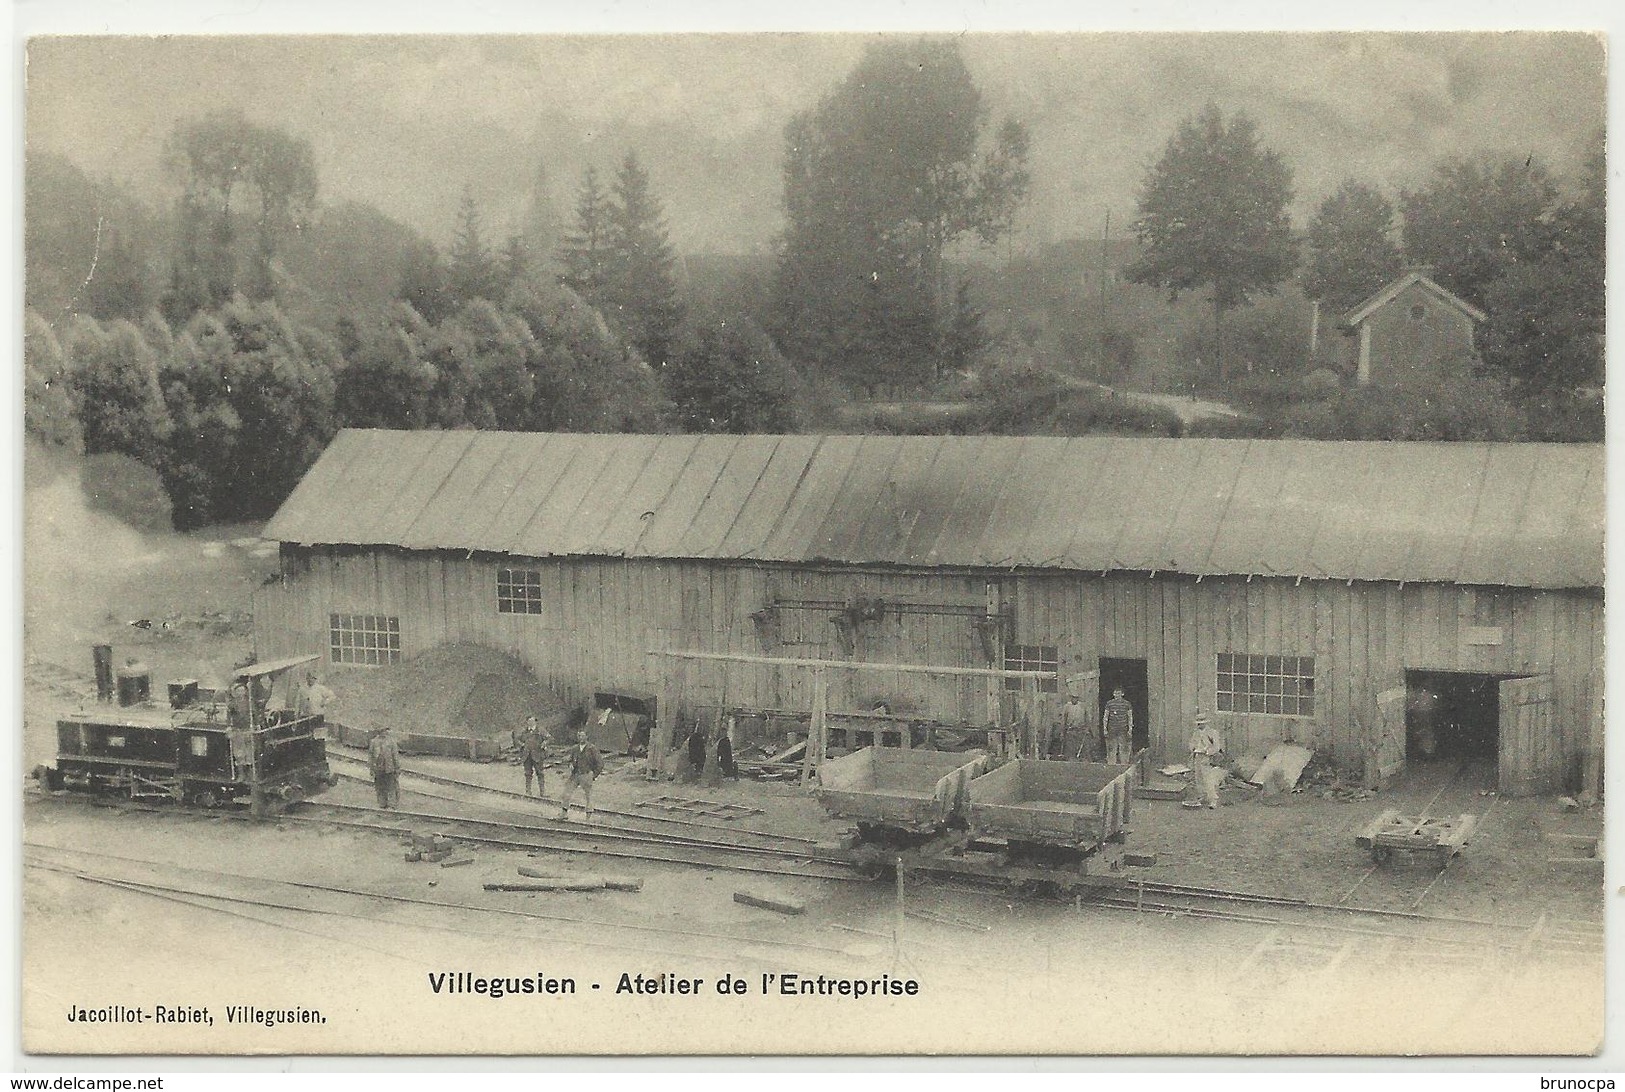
20 30 1605 1056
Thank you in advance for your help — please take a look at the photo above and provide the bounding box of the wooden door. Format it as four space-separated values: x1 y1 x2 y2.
1367 687 1407 789
1499 674 1559 796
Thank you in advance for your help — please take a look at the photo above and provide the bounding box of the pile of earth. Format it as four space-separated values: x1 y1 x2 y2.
335 642 565 741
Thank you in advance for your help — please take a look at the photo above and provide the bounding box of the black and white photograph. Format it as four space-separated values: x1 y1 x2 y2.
18 26 1606 1057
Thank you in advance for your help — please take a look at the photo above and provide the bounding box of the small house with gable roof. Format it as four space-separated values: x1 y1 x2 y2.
1341 270 1487 387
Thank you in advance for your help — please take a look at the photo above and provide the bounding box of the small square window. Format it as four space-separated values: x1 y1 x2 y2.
498 569 545 615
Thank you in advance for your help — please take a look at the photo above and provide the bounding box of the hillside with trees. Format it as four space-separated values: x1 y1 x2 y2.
24 41 1604 533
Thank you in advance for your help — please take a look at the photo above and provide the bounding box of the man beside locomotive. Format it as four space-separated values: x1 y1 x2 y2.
369 725 402 809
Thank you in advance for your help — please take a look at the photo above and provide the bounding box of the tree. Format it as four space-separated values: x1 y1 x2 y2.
448 188 501 304
558 166 612 303
24 310 81 453
1400 155 1559 307
772 39 1031 386
159 299 338 527
1304 180 1403 316
65 314 172 465
505 276 672 432
940 278 990 376
666 313 800 433
1127 103 1297 381
334 304 439 429
161 113 318 321
604 152 684 365
243 125 318 299
1468 146 1603 400
397 239 456 326
522 151 561 274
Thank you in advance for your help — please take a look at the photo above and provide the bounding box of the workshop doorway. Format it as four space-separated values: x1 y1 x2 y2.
1404 670 1503 763
1099 658 1149 753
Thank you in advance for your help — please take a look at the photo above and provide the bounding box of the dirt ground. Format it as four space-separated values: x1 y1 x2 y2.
20 459 1606 1057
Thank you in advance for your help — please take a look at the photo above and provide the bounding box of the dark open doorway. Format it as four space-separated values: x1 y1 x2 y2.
1404 670 1504 762
1099 658 1149 753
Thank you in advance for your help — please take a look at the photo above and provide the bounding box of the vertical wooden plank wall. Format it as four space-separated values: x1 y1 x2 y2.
254 551 1600 782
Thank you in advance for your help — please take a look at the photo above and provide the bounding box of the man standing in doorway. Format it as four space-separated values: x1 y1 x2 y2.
1102 686 1135 765
369 725 401 810
558 729 603 821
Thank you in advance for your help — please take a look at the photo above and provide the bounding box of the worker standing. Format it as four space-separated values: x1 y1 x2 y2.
369 725 402 810
1102 686 1135 765
1062 693 1096 760
296 671 337 738
558 729 603 821
515 714 549 799
1185 711 1224 810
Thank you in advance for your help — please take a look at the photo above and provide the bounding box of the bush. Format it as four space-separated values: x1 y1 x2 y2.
1281 374 1524 441
1299 368 1343 401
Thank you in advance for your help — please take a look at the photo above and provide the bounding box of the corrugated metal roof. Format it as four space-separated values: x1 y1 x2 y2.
265 430 1605 589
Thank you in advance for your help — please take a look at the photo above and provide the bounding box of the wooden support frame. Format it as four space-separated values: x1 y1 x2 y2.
648 648 1058 780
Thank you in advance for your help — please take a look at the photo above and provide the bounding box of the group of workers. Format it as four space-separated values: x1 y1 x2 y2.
510 714 604 819
1052 687 1136 764
680 723 738 784
1050 687 1227 810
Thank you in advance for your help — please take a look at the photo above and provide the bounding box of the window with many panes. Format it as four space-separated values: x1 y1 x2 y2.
497 568 544 614
1003 644 1059 693
330 614 401 666
1216 653 1315 716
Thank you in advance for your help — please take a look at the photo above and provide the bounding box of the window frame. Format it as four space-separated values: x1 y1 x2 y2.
329 613 402 666
1003 644 1059 694
496 567 545 615
1216 652 1315 717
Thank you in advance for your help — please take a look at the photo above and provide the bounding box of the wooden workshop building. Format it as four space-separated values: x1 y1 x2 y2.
256 431 1603 795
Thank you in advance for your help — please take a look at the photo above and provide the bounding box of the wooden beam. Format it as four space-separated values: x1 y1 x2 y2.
649 648 1056 680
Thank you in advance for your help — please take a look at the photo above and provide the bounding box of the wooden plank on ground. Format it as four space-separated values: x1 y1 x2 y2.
733 890 806 915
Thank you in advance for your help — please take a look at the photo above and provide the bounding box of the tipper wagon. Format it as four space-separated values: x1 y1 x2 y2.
816 746 990 838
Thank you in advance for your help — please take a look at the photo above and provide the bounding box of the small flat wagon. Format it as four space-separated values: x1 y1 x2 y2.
1356 808 1477 866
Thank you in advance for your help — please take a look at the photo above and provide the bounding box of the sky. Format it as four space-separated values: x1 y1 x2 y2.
25 32 1606 255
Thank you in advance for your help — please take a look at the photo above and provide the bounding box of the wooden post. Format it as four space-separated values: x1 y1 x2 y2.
985 582 1002 727
802 667 827 787
1022 675 1039 758
893 861 906 966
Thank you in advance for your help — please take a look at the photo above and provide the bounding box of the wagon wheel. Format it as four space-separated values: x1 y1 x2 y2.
191 788 220 810
1369 845 1393 866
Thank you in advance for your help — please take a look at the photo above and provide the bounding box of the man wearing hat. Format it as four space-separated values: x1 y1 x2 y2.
1185 711 1224 810
368 725 402 810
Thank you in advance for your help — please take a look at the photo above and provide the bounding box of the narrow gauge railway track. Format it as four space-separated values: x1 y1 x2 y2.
32 789 860 882
321 762 818 857
325 745 816 847
23 842 867 966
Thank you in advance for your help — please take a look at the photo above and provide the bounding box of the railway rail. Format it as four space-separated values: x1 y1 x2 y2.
23 841 869 969
33 787 859 882
323 744 818 848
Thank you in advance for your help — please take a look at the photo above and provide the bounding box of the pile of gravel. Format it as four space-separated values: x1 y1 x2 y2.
336 642 564 741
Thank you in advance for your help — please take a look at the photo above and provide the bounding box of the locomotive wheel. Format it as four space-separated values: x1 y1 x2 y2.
191 789 220 809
